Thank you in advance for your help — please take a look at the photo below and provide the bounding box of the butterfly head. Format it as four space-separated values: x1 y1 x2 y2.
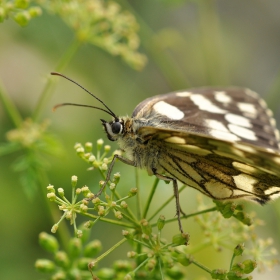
101 118 124 141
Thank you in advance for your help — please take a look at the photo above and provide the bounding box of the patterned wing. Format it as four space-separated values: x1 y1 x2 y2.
132 87 280 151
133 88 280 203
137 127 280 204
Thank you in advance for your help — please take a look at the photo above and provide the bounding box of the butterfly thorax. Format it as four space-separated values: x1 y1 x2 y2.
102 116 163 176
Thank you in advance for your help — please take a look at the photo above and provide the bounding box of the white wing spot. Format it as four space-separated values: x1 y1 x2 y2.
205 119 229 132
205 119 240 141
214 91 232 103
245 89 258 98
237 102 257 116
165 136 186 144
233 143 257 154
233 174 258 193
176 91 192 97
225 113 252 128
228 124 257 140
153 101 184 120
190 94 227 114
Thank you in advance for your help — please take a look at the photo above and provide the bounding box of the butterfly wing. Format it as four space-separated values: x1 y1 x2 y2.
133 87 280 150
132 88 280 203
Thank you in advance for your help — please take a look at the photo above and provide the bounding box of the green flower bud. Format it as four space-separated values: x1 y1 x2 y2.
124 273 133 280
15 0 29 9
113 172 121 184
145 258 156 271
74 143 82 149
51 271 66 280
85 142 93 152
89 155 96 163
76 230 83 238
39 232 59 253
96 268 114 279
76 147 85 156
210 269 227 279
177 253 192 266
47 185 55 193
166 266 184 279
104 145 111 152
234 212 252 226
172 232 190 246
68 238 82 258
128 187 138 197
122 230 134 240
35 259 55 273
71 175 78 187
77 257 93 271
120 201 128 208
242 259 257 274
114 210 123 219
234 244 244 257
157 215 165 230
54 251 70 268
28 7 42 18
127 251 137 258
97 139 104 149
84 240 102 257
51 224 59 233
80 203 88 212
140 219 152 235
58 188 64 197
113 260 132 272
47 192 56 202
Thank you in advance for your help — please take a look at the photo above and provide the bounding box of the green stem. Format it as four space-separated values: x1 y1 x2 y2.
266 68 280 113
229 251 236 270
192 259 212 274
0 80 22 127
95 238 127 263
143 177 160 219
197 0 229 85
39 169 71 249
135 168 142 220
120 0 190 89
80 212 135 228
151 207 217 227
148 185 187 221
33 38 81 121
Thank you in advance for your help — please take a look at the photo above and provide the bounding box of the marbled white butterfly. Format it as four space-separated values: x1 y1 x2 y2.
52 72 280 233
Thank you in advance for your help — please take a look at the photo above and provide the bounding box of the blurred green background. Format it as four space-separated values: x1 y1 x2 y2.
1 0 280 279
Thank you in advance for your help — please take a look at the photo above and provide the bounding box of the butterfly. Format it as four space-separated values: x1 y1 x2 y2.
52 72 280 233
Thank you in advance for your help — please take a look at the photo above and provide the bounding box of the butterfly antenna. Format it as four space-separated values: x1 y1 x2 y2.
51 72 117 119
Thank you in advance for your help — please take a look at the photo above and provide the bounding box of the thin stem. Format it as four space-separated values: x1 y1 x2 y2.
39 169 71 249
0 80 22 127
95 238 127 262
266 68 280 113
192 259 212 274
120 0 190 89
229 251 236 270
135 168 142 220
151 207 217 227
80 212 136 228
148 185 187 221
33 38 81 121
197 0 229 85
143 177 160 219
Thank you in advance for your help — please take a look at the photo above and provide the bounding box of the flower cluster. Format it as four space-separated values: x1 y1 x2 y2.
0 0 42 26
40 0 147 70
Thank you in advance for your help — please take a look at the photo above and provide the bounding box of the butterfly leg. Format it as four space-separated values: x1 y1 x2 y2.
152 170 184 233
94 154 136 198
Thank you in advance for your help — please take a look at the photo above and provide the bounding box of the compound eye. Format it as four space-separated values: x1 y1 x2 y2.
111 122 122 134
